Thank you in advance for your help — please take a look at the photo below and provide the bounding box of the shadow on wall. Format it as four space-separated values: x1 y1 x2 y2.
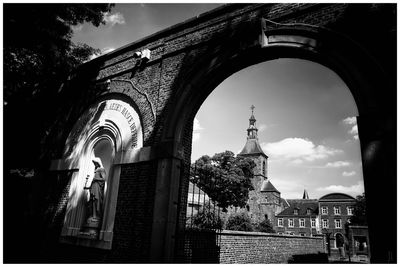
287 253 329 263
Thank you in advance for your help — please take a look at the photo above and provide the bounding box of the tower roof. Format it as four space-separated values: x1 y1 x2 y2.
238 139 268 157
260 180 280 193
238 105 268 158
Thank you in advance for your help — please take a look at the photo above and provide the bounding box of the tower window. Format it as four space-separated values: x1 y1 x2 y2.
262 161 266 176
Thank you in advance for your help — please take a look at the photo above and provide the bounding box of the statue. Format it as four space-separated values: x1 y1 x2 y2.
80 157 106 239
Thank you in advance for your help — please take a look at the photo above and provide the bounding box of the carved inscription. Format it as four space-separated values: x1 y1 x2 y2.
104 102 138 148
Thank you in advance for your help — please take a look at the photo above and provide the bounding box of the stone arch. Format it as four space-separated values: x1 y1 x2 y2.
160 24 390 259
164 25 385 144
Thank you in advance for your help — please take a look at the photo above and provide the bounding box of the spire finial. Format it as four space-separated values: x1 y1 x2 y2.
250 105 255 115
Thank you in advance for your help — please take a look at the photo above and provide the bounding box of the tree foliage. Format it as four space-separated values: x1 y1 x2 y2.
4 4 113 168
350 193 368 225
255 218 275 233
191 151 255 211
225 212 254 232
187 202 223 230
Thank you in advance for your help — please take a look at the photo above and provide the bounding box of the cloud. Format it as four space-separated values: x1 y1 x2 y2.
342 171 356 177
342 116 359 140
193 118 203 142
71 24 83 32
258 124 267 132
87 47 115 61
261 138 342 163
325 161 350 168
343 116 356 125
103 12 125 26
317 181 364 196
101 47 115 54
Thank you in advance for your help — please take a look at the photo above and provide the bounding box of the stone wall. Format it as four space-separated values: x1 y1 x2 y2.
219 230 325 263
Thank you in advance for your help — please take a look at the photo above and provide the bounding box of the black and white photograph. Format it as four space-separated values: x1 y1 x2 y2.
2 2 396 263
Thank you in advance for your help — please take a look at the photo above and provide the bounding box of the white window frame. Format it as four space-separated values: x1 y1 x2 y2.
288 218 294 228
299 218 305 228
335 219 342 229
334 206 341 215
322 219 329 229
278 218 283 227
347 206 354 215
321 206 328 215
311 218 316 228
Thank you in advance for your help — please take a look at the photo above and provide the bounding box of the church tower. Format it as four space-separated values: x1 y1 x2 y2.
238 105 268 180
237 106 284 225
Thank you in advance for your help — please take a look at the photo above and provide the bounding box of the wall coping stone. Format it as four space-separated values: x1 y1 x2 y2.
220 230 323 239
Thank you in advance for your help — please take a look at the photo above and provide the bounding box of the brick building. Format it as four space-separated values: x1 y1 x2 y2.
275 191 320 236
318 193 356 254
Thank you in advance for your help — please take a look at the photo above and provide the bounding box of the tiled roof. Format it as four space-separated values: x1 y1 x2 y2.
319 193 356 201
260 180 280 193
238 138 268 157
277 199 319 217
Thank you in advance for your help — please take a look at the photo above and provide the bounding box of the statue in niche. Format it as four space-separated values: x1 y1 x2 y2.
80 157 106 239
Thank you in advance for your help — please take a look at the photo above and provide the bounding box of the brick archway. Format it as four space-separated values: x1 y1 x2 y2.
161 23 394 263
35 4 395 264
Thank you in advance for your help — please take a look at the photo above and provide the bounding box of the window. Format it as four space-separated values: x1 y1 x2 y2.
278 218 283 227
262 161 266 176
311 218 316 228
334 206 341 215
335 219 342 229
321 206 328 215
299 218 305 228
306 208 312 215
288 218 294 228
347 206 354 215
300 233 306 237
322 219 329 229
294 209 299 215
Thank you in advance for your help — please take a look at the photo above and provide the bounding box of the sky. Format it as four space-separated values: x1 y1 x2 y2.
72 3 365 200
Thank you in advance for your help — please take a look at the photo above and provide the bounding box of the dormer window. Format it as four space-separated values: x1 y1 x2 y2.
306 208 312 215
294 208 299 215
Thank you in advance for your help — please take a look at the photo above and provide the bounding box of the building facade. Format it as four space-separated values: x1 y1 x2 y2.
275 192 320 236
318 193 356 254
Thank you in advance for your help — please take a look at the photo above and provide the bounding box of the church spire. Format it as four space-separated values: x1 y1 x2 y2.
247 105 258 139
302 189 309 199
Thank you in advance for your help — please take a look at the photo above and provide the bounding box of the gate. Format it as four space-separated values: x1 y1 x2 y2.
175 162 223 263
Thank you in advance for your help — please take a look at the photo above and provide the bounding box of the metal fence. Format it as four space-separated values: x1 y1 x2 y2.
177 162 223 263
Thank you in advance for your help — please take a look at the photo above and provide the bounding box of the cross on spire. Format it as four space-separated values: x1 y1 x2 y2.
250 105 255 115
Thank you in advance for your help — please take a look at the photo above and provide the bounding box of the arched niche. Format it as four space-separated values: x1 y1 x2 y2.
59 98 143 249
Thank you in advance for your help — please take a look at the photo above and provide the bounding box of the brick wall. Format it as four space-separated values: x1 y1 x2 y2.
16 3 395 263
219 230 325 263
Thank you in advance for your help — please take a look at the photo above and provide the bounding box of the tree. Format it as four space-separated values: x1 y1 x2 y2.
187 201 223 230
225 211 254 232
350 193 368 225
4 4 113 169
191 151 255 211
255 218 275 233
3 4 114 262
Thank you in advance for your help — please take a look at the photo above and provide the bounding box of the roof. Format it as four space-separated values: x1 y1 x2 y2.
319 193 356 202
261 180 280 193
277 199 319 217
238 138 268 158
